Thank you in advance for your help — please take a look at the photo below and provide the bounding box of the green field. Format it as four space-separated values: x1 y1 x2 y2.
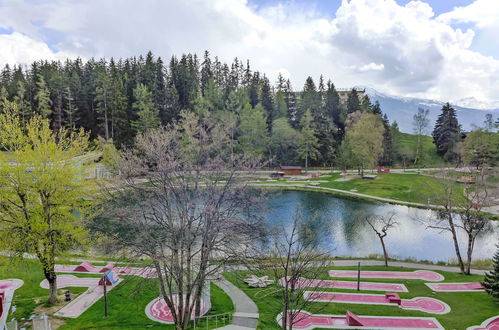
225 266 496 330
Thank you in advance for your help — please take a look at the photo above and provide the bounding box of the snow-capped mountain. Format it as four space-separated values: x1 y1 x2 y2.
360 87 499 133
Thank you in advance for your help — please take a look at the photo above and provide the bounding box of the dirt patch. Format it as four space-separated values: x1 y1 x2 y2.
336 175 356 182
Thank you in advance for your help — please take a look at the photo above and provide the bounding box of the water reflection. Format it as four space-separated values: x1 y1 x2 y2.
264 191 498 262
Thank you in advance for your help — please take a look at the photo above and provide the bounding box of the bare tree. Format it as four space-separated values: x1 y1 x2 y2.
365 213 398 267
424 172 491 275
99 111 263 329
267 209 332 330
457 170 493 274
413 108 430 165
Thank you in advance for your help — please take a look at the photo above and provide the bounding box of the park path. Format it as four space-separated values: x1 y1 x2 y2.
214 278 259 330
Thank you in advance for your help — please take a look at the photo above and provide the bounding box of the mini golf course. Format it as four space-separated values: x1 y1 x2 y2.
225 266 499 329
467 316 499 330
304 291 451 314
145 295 210 324
55 261 157 278
329 270 445 281
277 310 445 329
280 277 408 292
39 272 121 318
0 279 24 329
425 282 485 292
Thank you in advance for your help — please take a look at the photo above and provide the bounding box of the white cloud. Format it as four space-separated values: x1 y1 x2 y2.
0 32 75 66
0 0 498 105
357 62 385 72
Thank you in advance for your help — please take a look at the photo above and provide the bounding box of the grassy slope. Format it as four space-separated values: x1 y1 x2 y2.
394 132 445 168
225 266 497 330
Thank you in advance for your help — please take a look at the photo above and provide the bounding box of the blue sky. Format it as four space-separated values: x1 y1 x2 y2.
0 0 498 106
249 0 475 16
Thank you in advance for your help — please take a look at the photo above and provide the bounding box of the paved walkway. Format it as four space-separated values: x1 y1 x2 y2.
214 278 259 329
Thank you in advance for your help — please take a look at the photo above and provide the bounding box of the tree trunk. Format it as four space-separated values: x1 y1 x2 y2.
448 215 466 274
380 237 389 267
414 135 420 165
466 235 474 275
45 271 58 304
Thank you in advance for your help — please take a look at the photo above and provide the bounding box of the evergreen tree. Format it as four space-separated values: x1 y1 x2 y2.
237 103 268 159
14 81 30 125
284 79 298 128
379 113 394 166
260 76 274 129
94 64 111 140
346 88 360 114
432 102 461 161
297 109 320 172
482 244 499 299
299 77 320 125
34 74 52 119
132 83 160 133
200 50 213 96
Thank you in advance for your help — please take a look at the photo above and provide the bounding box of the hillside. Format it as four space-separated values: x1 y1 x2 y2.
392 131 445 167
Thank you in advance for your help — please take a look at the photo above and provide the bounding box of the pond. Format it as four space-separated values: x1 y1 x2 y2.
264 190 498 263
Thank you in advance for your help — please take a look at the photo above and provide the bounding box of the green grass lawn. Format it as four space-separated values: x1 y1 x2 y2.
257 173 465 205
225 266 497 330
318 173 464 204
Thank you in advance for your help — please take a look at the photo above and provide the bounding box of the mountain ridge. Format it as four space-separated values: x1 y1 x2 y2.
358 87 498 133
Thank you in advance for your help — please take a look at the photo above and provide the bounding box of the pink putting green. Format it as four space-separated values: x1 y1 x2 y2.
55 262 157 278
279 277 408 292
329 270 444 282
304 291 450 314
0 279 24 330
425 282 484 292
145 296 210 324
277 311 444 329
40 275 122 318
467 316 499 330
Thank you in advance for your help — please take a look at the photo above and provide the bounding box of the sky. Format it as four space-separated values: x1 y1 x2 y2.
0 0 498 107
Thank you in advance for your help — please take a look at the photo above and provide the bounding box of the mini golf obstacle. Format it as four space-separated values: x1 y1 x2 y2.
467 316 499 330
0 279 24 330
279 277 408 292
145 295 211 324
329 270 444 282
304 291 450 314
425 282 484 292
55 261 156 278
40 273 122 318
277 310 444 329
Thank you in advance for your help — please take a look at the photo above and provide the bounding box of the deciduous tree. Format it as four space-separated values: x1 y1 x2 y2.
0 103 89 303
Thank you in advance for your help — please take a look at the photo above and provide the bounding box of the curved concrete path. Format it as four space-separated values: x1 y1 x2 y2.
215 278 258 329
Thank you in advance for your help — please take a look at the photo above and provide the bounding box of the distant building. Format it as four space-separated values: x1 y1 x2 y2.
336 88 366 106
280 166 303 175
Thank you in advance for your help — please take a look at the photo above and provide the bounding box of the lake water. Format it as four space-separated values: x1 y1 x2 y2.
264 191 498 262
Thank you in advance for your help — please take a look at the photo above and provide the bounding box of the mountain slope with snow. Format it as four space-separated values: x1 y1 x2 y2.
363 88 498 133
